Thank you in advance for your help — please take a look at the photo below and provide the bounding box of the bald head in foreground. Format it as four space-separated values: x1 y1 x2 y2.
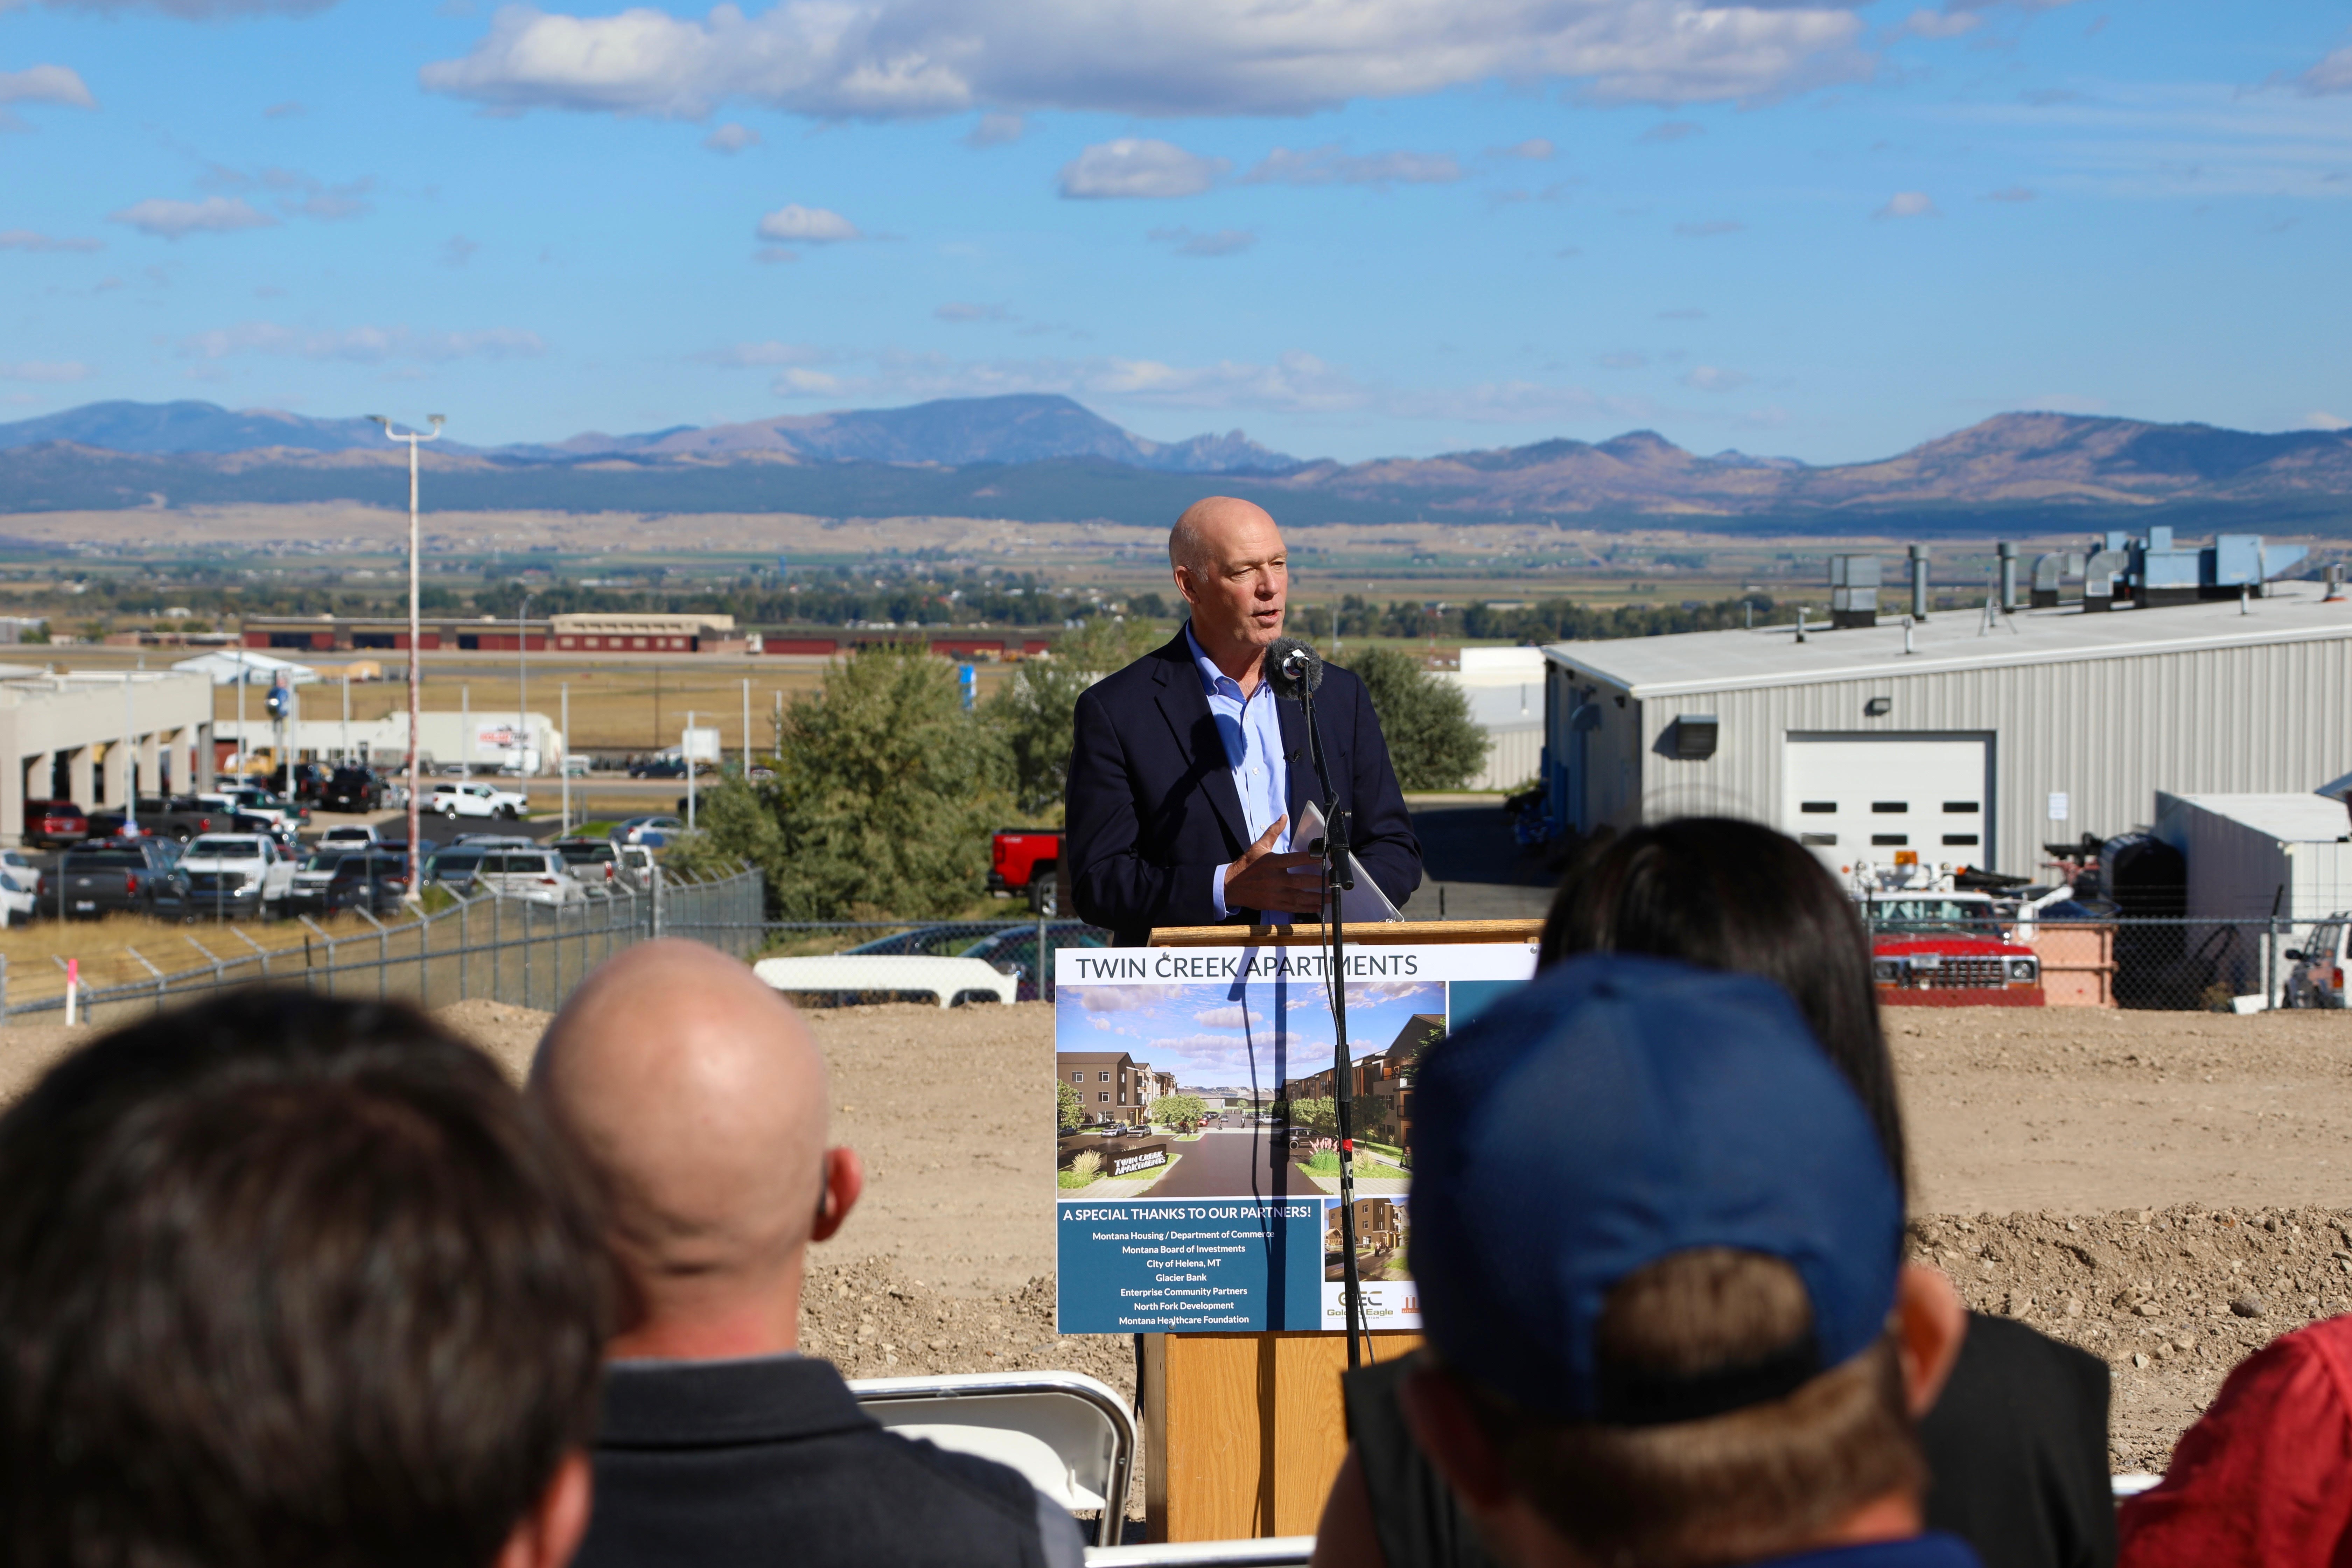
536 941 1086 1568
534 938 856 1360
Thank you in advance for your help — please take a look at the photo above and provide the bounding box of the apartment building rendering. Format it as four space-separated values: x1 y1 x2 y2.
1059 1050 1148 1126
1282 1013 1447 1150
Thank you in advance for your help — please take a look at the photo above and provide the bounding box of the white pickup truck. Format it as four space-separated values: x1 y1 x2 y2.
429 780 530 820
179 832 298 918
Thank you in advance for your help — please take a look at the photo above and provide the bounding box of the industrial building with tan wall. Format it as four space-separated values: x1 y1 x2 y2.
0 670 215 847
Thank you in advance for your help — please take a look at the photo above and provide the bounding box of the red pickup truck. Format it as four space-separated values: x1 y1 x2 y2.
990 827 1065 914
1857 891 2044 1007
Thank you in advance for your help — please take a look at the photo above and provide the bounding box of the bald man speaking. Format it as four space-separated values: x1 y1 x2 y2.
1066 496 1420 944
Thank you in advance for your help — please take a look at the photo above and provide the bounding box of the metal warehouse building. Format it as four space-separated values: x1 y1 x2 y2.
1540 581 2352 882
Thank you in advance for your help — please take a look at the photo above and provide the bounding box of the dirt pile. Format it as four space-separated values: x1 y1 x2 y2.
1916 1203 2352 1470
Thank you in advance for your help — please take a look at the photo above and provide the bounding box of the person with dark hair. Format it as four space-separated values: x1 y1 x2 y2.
533 939 1084 1568
1397 952 1974 1568
0 988 610 1568
1317 817 2115 1568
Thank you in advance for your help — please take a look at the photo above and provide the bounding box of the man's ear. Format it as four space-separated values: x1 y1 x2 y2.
1398 1362 1514 1511
493 1449 592 1568
812 1146 863 1244
1893 1264 1968 1419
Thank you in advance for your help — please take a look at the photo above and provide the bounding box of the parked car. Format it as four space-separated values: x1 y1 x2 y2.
82 813 150 841
2285 914 2350 1008
989 827 1065 914
421 845 486 893
319 851 411 917
959 920 1110 1001
132 796 231 844
57 839 190 920
321 766 383 813
270 761 334 805
200 787 308 829
453 832 536 849
180 832 297 920
474 848 585 907
284 848 358 916
846 923 997 959
562 754 592 777
22 799 87 847
551 836 622 888
318 823 380 848
611 814 686 847
430 780 528 820
628 756 689 779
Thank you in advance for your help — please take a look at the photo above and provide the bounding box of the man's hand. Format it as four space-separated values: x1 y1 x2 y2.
1224 817 1325 916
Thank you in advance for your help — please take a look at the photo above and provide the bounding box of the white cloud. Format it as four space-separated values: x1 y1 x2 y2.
1489 137 1554 160
703 121 761 152
1890 8 1979 40
0 361 94 382
2302 47 2352 96
0 64 96 109
1193 1004 1266 1029
965 111 1024 147
1681 364 1749 391
754 203 861 242
1873 189 1939 218
1076 985 1158 1013
418 0 1875 121
109 197 277 239
2305 411 2352 431
1241 145 1463 188
175 322 547 362
1058 139 1228 199
0 228 103 252
697 338 828 365
1147 225 1255 257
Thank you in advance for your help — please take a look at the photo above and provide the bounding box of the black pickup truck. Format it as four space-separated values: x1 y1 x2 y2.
58 839 191 920
131 796 234 844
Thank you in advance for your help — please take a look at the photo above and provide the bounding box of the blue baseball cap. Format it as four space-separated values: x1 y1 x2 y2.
1412 952 1902 1424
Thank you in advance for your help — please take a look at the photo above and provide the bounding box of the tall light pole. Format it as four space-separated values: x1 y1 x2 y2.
370 413 442 902
517 590 532 780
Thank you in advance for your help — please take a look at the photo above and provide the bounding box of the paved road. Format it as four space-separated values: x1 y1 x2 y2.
1402 799 1555 921
1147 1126 1316 1201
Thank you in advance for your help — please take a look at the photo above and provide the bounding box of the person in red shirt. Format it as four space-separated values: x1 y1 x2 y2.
2119 1316 2352 1568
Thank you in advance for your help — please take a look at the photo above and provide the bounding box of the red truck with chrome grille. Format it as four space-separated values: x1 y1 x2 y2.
1857 890 2044 1007
989 827 1064 914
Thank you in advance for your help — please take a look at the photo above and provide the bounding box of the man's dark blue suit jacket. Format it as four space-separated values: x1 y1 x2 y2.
1066 628 1422 946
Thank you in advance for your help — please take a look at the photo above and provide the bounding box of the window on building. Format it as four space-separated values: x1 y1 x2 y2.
1071 1072 1083 1083
1099 1071 1110 1082
1099 1092 1110 1102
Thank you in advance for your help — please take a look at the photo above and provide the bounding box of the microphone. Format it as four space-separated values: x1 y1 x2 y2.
1264 637 1324 701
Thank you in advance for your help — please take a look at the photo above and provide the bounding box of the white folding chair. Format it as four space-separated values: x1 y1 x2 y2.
1084 1541 1314 1566
850 1370 1136 1548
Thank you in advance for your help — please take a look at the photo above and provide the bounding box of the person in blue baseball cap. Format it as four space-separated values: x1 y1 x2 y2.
1393 951 1973 1568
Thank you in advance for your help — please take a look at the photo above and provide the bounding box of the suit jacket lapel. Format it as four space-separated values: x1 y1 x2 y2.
1153 632 1250 854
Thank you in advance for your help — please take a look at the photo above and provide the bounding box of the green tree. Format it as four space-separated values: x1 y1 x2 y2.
1148 1092 1208 1132
1059 1077 1083 1131
671 644 1013 919
983 616 1164 820
1337 646 1488 791
1290 1097 1338 1140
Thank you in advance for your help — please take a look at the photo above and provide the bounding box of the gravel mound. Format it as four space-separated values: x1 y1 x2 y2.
1916 1203 2352 1470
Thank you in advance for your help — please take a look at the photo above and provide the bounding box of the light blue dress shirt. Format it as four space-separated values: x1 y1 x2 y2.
1186 623 1292 922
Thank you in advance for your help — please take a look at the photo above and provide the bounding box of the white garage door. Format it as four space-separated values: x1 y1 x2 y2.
1782 735 1993 874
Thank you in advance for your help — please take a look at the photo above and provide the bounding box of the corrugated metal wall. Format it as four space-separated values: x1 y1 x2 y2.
1574 633 2352 879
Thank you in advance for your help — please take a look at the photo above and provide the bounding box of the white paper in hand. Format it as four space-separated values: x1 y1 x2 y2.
1293 799 1404 923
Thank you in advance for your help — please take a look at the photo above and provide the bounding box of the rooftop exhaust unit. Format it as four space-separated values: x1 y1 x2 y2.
1827 554 1879 629
1907 544 1930 620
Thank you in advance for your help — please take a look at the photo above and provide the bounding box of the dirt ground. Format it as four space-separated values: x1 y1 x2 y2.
7 995 2352 1483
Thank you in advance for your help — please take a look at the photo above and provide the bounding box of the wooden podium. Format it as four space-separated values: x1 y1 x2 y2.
1138 919 1538 1542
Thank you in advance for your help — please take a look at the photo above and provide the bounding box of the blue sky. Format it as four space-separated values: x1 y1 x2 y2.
2 0 2348 463
1062 978 1441 1092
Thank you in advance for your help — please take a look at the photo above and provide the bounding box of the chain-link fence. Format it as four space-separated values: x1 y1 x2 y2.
1861 911 2352 1012
0 866 767 1029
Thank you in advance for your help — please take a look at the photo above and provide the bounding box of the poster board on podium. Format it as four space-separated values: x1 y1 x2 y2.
1057 919 1540 1541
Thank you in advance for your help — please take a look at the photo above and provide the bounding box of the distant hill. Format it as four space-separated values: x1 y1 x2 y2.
2 404 2350 533
0 393 1296 472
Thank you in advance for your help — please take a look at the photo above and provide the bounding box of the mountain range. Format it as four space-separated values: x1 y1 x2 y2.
3 396 2351 534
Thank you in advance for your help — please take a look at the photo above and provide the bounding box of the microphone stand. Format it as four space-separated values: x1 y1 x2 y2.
1295 668 1367 1370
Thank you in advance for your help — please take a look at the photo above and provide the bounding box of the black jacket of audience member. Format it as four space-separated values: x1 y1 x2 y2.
1342 1316 2114 1568
574 1355 1081 1568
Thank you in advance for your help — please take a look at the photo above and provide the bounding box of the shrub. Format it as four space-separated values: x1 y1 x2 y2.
1335 646 1487 791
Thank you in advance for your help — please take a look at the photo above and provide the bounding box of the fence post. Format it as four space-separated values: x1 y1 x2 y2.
300 916 334 999
493 892 504 1005
0 952 10 1025
460 895 470 1000
184 934 226 995
652 865 664 940
126 946 166 1014
357 907 391 1002
523 897 534 1013
231 925 270 980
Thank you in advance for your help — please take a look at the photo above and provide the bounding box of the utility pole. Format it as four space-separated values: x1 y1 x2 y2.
560 681 571 834
517 590 532 779
741 677 750 776
686 709 696 830
369 412 443 902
